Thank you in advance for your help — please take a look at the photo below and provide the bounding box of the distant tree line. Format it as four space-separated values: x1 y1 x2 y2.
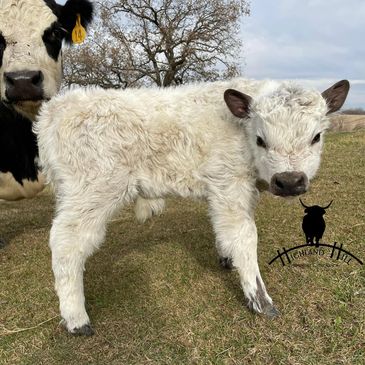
341 108 365 115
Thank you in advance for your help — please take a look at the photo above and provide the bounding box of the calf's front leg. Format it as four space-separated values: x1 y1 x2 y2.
209 184 279 317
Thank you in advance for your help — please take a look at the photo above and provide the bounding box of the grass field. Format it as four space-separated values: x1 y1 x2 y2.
0 130 364 365
330 114 365 132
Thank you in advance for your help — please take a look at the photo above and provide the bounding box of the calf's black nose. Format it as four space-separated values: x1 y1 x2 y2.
271 171 308 197
4 70 44 102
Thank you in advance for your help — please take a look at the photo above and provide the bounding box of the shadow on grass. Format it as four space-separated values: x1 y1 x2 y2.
82 200 247 332
0 194 54 247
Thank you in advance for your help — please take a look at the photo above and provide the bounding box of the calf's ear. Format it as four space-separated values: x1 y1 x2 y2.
58 0 94 44
321 80 350 114
224 89 252 119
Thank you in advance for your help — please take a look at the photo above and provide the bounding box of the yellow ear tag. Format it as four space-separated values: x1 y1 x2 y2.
72 14 86 44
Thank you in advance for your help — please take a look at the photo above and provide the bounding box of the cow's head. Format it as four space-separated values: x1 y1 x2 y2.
224 80 350 197
300 199 332 216
0 0 93 119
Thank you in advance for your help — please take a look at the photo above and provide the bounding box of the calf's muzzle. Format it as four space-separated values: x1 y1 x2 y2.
4 70 44 102
270 171 308 197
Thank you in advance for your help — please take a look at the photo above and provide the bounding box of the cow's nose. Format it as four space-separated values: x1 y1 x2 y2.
4 70 44 102
270 171 308 197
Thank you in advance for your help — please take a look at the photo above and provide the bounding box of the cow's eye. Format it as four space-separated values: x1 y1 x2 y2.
311 133 321 145
44 27 64 44
256 136 267 149
52 28 64 40
42 23 65 61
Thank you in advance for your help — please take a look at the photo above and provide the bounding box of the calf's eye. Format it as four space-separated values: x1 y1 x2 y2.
256 136 267 149
311 133 321 145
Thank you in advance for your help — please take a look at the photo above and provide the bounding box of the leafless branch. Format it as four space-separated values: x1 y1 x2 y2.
63 0 249 88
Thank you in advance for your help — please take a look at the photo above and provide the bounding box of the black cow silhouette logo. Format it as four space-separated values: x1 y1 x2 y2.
268 199 363 267
300 199 333 247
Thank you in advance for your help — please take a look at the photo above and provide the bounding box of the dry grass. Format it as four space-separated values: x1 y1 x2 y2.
0 131 364 365
329 114 365 132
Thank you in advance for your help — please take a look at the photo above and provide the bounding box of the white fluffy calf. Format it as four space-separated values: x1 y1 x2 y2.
36 78 349 335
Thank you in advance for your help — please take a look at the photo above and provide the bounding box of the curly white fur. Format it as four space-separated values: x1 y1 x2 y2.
35 77 344 333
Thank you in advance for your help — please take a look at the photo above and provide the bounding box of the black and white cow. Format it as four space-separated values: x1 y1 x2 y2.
0 0 93 201
0 102 44 200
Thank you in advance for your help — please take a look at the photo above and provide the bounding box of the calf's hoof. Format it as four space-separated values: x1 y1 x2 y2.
247 298 280 318
262 303 280 318
219 257 234 270
70 324 94 336
246 277 279 318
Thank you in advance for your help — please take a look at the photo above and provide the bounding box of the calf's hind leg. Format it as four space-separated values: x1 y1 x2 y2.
50 195 124 335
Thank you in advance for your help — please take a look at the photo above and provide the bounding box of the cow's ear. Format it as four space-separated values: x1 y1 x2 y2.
321 80 350 114
224 89 252 119
58 0 94 44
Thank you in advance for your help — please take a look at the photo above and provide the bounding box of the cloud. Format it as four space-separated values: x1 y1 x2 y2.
242 34 349 79
240 0 365 108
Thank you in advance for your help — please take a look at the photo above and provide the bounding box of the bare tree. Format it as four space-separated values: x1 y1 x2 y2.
64 0 249 88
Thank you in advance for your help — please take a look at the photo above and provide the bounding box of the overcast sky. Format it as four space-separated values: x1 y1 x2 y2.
241 0 365 108
57 0 364 108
